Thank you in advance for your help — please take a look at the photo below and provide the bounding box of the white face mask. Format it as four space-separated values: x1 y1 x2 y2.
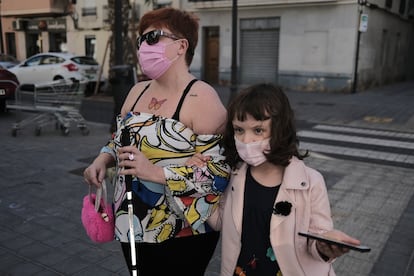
235 136 270 166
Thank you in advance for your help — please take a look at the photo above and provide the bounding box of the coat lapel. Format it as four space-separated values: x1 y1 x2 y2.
231 158 310 234
271 157 309 231
230 163 247 234
271 186 295 230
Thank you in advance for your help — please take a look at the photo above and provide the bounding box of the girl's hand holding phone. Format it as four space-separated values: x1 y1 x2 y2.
299 230 370 260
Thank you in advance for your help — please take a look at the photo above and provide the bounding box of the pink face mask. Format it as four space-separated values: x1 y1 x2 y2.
138 41 178 79
235 136 271 166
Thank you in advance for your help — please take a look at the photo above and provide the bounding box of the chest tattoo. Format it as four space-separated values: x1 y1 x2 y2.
148 97 167 110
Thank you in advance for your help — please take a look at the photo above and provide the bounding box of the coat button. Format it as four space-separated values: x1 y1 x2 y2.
301 181 306 187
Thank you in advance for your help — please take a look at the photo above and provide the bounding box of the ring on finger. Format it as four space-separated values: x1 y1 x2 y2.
128 153 135 161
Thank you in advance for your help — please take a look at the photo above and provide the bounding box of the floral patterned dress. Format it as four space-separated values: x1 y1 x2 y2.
101 111 230 243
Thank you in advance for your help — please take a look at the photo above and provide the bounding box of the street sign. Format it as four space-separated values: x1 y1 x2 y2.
359 13 368 32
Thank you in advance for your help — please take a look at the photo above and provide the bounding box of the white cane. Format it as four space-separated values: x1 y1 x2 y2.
127 190 138 276
122 127 138 276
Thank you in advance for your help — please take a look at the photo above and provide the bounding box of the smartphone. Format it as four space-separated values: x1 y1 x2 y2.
298 232 371 253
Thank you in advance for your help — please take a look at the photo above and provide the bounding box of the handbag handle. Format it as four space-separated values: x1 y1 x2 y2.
89 180 108 212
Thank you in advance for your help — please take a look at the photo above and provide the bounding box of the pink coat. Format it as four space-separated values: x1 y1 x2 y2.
208 157 336 276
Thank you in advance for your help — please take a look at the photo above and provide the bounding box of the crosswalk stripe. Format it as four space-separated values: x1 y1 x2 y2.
298 124 414 166
298 130 414 150
300 142 414 164
312 125 414 139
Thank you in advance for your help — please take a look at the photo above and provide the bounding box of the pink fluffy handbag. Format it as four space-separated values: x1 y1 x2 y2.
81 180 115 243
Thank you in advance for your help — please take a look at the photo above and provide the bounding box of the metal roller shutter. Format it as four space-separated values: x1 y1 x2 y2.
240 18 280 85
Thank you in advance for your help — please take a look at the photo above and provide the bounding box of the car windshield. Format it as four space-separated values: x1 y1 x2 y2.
71 56 98 65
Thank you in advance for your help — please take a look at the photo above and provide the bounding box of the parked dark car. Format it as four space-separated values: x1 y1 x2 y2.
0 68 19 112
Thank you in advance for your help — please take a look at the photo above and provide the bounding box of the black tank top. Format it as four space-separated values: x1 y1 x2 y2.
237 167 280 275
130 79 198 121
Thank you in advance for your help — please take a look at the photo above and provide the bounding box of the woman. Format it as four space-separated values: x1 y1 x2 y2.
205 83 360 276
83 8 230 276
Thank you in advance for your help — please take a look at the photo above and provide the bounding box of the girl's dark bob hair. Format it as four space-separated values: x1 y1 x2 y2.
222 83 308 168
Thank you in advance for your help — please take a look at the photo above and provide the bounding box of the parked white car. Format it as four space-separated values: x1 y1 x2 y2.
9 52 105 94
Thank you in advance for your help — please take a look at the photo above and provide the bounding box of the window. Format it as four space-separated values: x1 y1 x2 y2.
41 56 64 65
25 56 42 66
82 0 97 16
85 35 96 59
71 56 98 65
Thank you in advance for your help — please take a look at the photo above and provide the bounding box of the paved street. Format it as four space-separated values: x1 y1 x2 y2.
1 81 413 275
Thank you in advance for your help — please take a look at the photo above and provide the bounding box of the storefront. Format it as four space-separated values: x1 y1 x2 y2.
24 18 67 57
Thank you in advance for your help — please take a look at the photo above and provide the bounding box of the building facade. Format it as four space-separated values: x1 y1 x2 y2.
1 0 413 92
185 0 414 92
1 0 70 59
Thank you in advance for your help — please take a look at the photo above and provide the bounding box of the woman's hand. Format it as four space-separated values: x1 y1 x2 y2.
185 153 211 167
118 146 165 184
83 160 107 188
83 153 115 188
316 229 361 260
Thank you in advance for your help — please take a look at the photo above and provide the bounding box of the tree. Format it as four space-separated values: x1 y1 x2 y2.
108 0 137 76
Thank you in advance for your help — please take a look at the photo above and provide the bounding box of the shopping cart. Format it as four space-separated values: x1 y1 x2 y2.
7 79 90 137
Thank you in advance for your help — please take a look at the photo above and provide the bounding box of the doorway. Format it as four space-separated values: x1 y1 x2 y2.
49 32 67 52
5 33 16 57
203 26 219 85
26 33 40 57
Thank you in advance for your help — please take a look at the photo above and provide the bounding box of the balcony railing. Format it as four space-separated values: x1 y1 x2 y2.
1 0 68 17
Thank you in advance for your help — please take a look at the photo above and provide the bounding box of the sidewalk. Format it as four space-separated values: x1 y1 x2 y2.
0 81 413 275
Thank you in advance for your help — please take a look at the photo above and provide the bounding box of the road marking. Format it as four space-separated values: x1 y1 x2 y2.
298 130 414 150
363 116 393 123
298 124 414 166
312 125 414 139
300 142 414 165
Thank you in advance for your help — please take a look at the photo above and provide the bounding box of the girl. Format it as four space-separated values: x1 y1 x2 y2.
200 83 360 275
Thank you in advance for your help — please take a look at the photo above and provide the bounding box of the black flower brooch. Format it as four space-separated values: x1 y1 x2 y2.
273 201 292 216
